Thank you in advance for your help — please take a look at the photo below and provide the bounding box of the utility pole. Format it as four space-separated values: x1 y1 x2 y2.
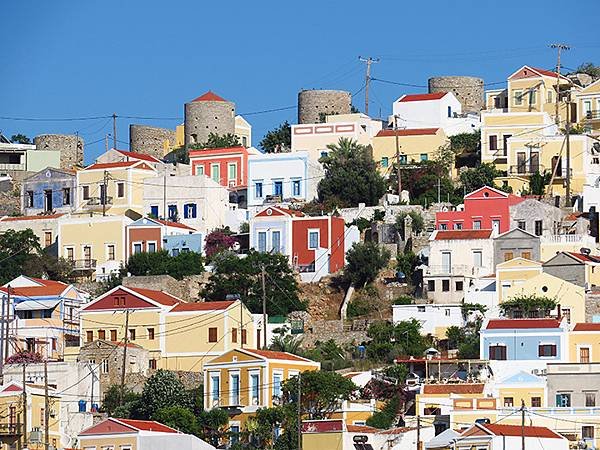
163 174 167 220
261 265 267 350
393 115 402 197
112 113 117 150
0 289 6 384
416 414 421 450
22 364 27 450
44 359 49 450
437 178 441 204
521 399 526 450
119 309 130 406
102 170 109 216
4 286 10 370
105 134 109 153
550 43 570 124
297 371 302 450
358 56 379 116
565 100 571 208
239 299 244 350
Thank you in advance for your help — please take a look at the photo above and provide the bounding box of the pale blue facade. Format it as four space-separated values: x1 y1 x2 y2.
480 324 567 361
21 167 76 215
163 232 203 256
249 218 289 254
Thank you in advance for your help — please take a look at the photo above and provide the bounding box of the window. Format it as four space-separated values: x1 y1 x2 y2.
86 331 93 343
514 90 524 106
580 346 590 363
230 424 240 444
492 220 500 233
257 231 267 252
63 188 71 205
472 250 483 267
196 164 204 176
273 373 283 398
503 397 514 407
528 89 537 105
150 205 159 217
454 222 463 230
585 392 596 407
228 163 237 182
556 393 571 407
208 327 218 343
441 251 451 273
172 248 179 257
538 344 557 357
250 373 260 405
147 328 155 340
442 280 450 292
107 244 115 261
231 327 237 343
273 181 283 197
518 221 526 230
473 220 481 229
447 105 452 118
308 231 319 249
399 155 407 165
531 397 541 407
242 329 247 345
420 153 428 162
320 151 328 159
292 179 301 196
521 251 531 260
211 164 220 183
210 375 220 406
44 232 52 248
101 359 109 374
82 185 90 200
184 203 197 219
381 157 389 168
149 359 157 370
417 306 426 313
427 280 435 292
582 426 595 440
117 182 125 198
242 136 247 146
230 373 240 405
114 296 125 307
534 220 543 236
129 329 136 341
168 205 178 220
98 330 106 340
26 191 34 207
100 184 107 204
133 243 142 254
255 182 263 198
489 135 498 151
455 281 463 291
445 308 451 316
110 330 117 341
147 242 156 253
504 251 514 262
439 223 447 230
489 345 507 360
271 231 281 253
547 89 553 104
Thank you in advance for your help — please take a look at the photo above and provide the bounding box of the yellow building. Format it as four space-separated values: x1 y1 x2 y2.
203 348 320 432
577 78 600 134
76 160 157 216
0 381 61 450
80 285 258 372
371 127 449 176
495 257 543 302
493 371 546 409
502 272 585 325
57 214 132 279
568 323 600 363
493 175 530 195
416 383 487 423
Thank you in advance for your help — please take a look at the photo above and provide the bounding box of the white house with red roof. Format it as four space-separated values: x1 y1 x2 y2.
391 91 480 136
455 423 568 450
1 275 88 359
96 148 163 170
79 417 216 450
125 216 201 258
249 206 359 282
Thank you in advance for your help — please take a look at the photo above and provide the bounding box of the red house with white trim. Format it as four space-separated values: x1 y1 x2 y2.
125 216 197 259
189 146 256 188
435 186 524 233
249 206 359 282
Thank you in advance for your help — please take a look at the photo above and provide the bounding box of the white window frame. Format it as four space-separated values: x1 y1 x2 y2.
64 246 75 261
257 230 267 252
106 243 116 261
514 90 524 106
227 162 237 182
291 178 301 196
249 370 260 406
271 230 281 253
210 163 220 183
254 180 264 198
229 371 241 406
196 165 205 176
472 250 483 268
209 372 220 407
147 241 157 253
308 229 320 250
272 370 284 399
101 359 109 374
132 242 143 254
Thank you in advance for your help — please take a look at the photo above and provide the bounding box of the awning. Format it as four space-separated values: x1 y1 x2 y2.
14 299 60 311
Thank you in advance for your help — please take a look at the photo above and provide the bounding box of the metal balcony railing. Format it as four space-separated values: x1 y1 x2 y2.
70 259 97 271
0 423 22 436
425 265 490 277
508 164 547 176
86 196 113 207
585 110 600 120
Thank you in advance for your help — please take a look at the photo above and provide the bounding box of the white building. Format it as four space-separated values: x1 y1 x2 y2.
247 151 324 207
391 92 480 137
464 276 499 317
392 303 463 338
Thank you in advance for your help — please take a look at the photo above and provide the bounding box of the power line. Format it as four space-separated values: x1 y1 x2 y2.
0 115 111 122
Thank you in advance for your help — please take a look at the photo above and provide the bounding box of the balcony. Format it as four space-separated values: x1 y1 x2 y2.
425 265 490 277
0 163 26 172
85 196 113 210
540 234 597 245
585 110 600 121
508 164 547 176
70 259 97 271
0 423 22 436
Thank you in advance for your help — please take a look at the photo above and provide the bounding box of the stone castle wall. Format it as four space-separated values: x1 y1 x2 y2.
298 89 351 124
428 76 484 113
34 134 84 168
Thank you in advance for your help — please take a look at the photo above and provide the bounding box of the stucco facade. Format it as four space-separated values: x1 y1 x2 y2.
21 167 77 216
492 227 540 268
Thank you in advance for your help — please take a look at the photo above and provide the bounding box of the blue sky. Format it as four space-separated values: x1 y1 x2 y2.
2 0 599 163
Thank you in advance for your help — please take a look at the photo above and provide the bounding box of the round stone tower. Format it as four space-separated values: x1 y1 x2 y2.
297 89 351 124
33 134 84 169
184 91 235 147
129 125 177 159
428 76 484 113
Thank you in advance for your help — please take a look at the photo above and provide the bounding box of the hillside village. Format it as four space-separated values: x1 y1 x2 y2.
1 60 600 450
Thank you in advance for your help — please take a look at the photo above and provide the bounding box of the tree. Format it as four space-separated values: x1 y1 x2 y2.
152 406 198 435
344 242 390 287
260 122 291 153
137 369 191 419
396 250 417 281
303 339 349 371
204 230 237 258
394 211 424 239
10 134 31 144
528 171 551 196
125 250 204 280
202 250 305 316
459 163 502 193
282 370 356 420
197 408 229 445
367 320 426 362
500 294 558 318
576 62 600 79
101 385 141 417
450 131 480 154
318 138 386 207
191 133 240 150
0 229 42 284
366 395 402 429
5 351 43 365
270 334 303 355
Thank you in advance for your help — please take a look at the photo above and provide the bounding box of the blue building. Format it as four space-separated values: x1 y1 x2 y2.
21 167 77 215
163 232 204 256
480 318 568 362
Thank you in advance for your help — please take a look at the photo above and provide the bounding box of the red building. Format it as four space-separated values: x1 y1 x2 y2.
249 206 359 281
126 217 196 259
189 146 254 188
435 186 524 233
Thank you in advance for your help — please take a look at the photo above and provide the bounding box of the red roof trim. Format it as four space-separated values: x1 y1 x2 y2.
170 301 235 312
433 230 492 240
376 128 440 137
85 161 153 171
398 92 447 102
482 423 563 439
153 218 196 231
485 318 561 330
423 383 485 395
244 349 315 362
116 150 161 163
0 214 64 222
573 323 600 332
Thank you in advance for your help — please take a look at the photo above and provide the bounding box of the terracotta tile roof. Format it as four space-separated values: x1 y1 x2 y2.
567 252 600 263
531 67 564 79
117 419 179 433
0 214 64 222
482 423 563 439
573 323 600 332
116 150 161 163
398 92 447 102
85 161 140 170
244 349 315 363
485 318 561 330
126 287 181 306
433 229 493 240
376 128 440 137
170 301 235 312
1 278 69 297
191 91 227 102
423 383 485 395
346 424 379 433
154 218 196 231
379 427 417 435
